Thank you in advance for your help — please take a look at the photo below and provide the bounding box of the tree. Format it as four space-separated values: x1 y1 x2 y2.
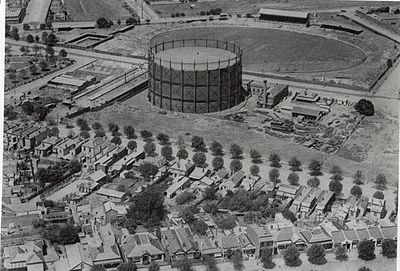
203 187 217 200
26 34 34 43
39 60 48 71
29 64 38 75
308 159 322 176
216 215 236 230
176 148 188 161
127 188 165 227
144 141 156 156
45 45 55 57
269 168 280 187
192 220 208 236
307 244 326 265
161 145 173 161
175 257 194 271
35 35 40 42
80 130 90 139
77 118 90 131
148 261 160 271
288 157 301 171
117 262 137 271
8 70 16 82
97 17 111 28
11 26 19 40
381 239 397 258
283 246 301 267
193 152 207 168
375 173 387 190
231 250 244 271
46 33 57 46
355 99 374 116
354 170 364 184
358 240 375 261
121 126 135 139
269 153 281 167
373 191 384 199
95 130 106 138
69 159 81 174
230 159 242 173
209 141 223 156
179 205 199 224
288 172 300 186
59 49 68 58
203 201 218 214
281 209 297 222
212 156 224 171
203 255 219 271
250 149 262 163
111 136 122 145
19 68 27 79
157 133 170 145
92 122 103 130
127 140 137 151
307 177 320 188
358 267 372 271
334 246 348 261
330 165 343 181
249 164 260 176
140 130 153 140
23 23 31 30
230 144 243 159
176 191 196 205
350 185 362 198
137 162 158 181
126 16 139 25
59 225 80 245
260 247 275 269
109 122 120 136
191 136 206 152
177 135 185 149
329 180 343 195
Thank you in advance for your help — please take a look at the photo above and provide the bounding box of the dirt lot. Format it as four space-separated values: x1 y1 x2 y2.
79 88 398 187
65 0 131 21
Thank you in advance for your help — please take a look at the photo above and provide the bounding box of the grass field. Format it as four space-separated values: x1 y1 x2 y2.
65 0 131 21
152 26 367 73
150 0 398 18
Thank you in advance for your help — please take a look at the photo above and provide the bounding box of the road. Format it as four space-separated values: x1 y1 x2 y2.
23 0 52 24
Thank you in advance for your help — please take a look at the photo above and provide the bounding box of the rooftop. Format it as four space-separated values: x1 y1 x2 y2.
258 8 310 19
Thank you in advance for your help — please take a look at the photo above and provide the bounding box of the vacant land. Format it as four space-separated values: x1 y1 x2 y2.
65 0 131 21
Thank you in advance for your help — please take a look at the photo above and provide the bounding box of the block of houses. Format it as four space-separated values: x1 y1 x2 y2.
289 186 312 216
81 137 110 157
314 190 335 215
94 147 128 173
367 198 386 219
160 226 199 261
246 224 275 257
35 137 62 157
20 126 51 150
300 188 324 218
300 228 333 250
120 232 165 264
367 226 384 246
53 136 83 160
165 176 191 198
355 228 371 243
96 187 128 202
3 240 45 271
110 148 145 174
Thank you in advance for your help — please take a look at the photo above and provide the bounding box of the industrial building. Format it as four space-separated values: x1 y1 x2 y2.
148 37 244 113
258 8 310 25
246 79 289 109
320 21 364 35
48 74 97 93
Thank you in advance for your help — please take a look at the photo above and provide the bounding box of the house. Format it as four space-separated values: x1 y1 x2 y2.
160 226 199 261
274 227 306 253
121 232 165 264
165 176 191 198
3 240 45 271
54 243 94 271
211 168 230 185
343 229 360 249
168 160 192 178
300 188 324 217
237 233 256 259
81 137 109 157
367 226 384 246
35 137 62 157
94 147 128 173
276 184 301 199
230 171 245 187
290 186 312 216
221 234 241 256
300 228 333 250
345 218 368 230
189 167 210 181
54 137 83 159
103 202 128 224
96 187 128 202
368 198 386 219
240 177 259 191
197 236 223 259
246 224 275 257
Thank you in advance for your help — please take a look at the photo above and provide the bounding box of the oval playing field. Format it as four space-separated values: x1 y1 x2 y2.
152 26 367 73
